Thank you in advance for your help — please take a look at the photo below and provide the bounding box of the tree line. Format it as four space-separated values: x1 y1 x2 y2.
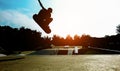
0 25 120 53
0 26 51 52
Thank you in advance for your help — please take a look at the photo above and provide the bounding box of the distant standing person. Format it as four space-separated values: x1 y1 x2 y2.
74 46 78 54
33 0 53 34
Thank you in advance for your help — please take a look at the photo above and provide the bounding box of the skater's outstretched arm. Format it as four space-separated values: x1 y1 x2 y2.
38 0 46 10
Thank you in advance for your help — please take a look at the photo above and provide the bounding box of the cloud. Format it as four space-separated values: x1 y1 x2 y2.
0 10 42 31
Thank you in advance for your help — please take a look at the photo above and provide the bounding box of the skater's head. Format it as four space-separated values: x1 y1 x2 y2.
48 8 52 13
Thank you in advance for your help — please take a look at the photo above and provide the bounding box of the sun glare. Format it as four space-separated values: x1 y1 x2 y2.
44 0 119 38
50 0 96 37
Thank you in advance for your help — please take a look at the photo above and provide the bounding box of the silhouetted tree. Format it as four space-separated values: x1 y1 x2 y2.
65 35 73 45
116 24 120 34
73 34 81 45
80 34 91 47
0 25 52 54
52 35 62 45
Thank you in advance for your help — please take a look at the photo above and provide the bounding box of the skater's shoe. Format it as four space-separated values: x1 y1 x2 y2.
33 14 51 34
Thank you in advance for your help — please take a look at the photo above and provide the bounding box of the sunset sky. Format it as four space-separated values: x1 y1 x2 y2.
0 0 120 37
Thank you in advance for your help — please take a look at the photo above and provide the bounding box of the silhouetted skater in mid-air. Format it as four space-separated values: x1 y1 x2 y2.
33 0 53 34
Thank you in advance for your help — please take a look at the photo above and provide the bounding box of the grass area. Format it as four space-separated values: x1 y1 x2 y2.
21 51 35 55
0 55 25 61
0 55 120 71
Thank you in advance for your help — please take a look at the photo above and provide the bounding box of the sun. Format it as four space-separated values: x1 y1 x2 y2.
43 0 118 38
49 0 96 37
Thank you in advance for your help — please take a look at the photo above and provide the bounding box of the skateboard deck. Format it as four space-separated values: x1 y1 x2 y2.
33 14 51 34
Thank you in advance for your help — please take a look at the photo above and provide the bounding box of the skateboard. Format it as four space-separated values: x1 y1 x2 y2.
33 14 52 34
